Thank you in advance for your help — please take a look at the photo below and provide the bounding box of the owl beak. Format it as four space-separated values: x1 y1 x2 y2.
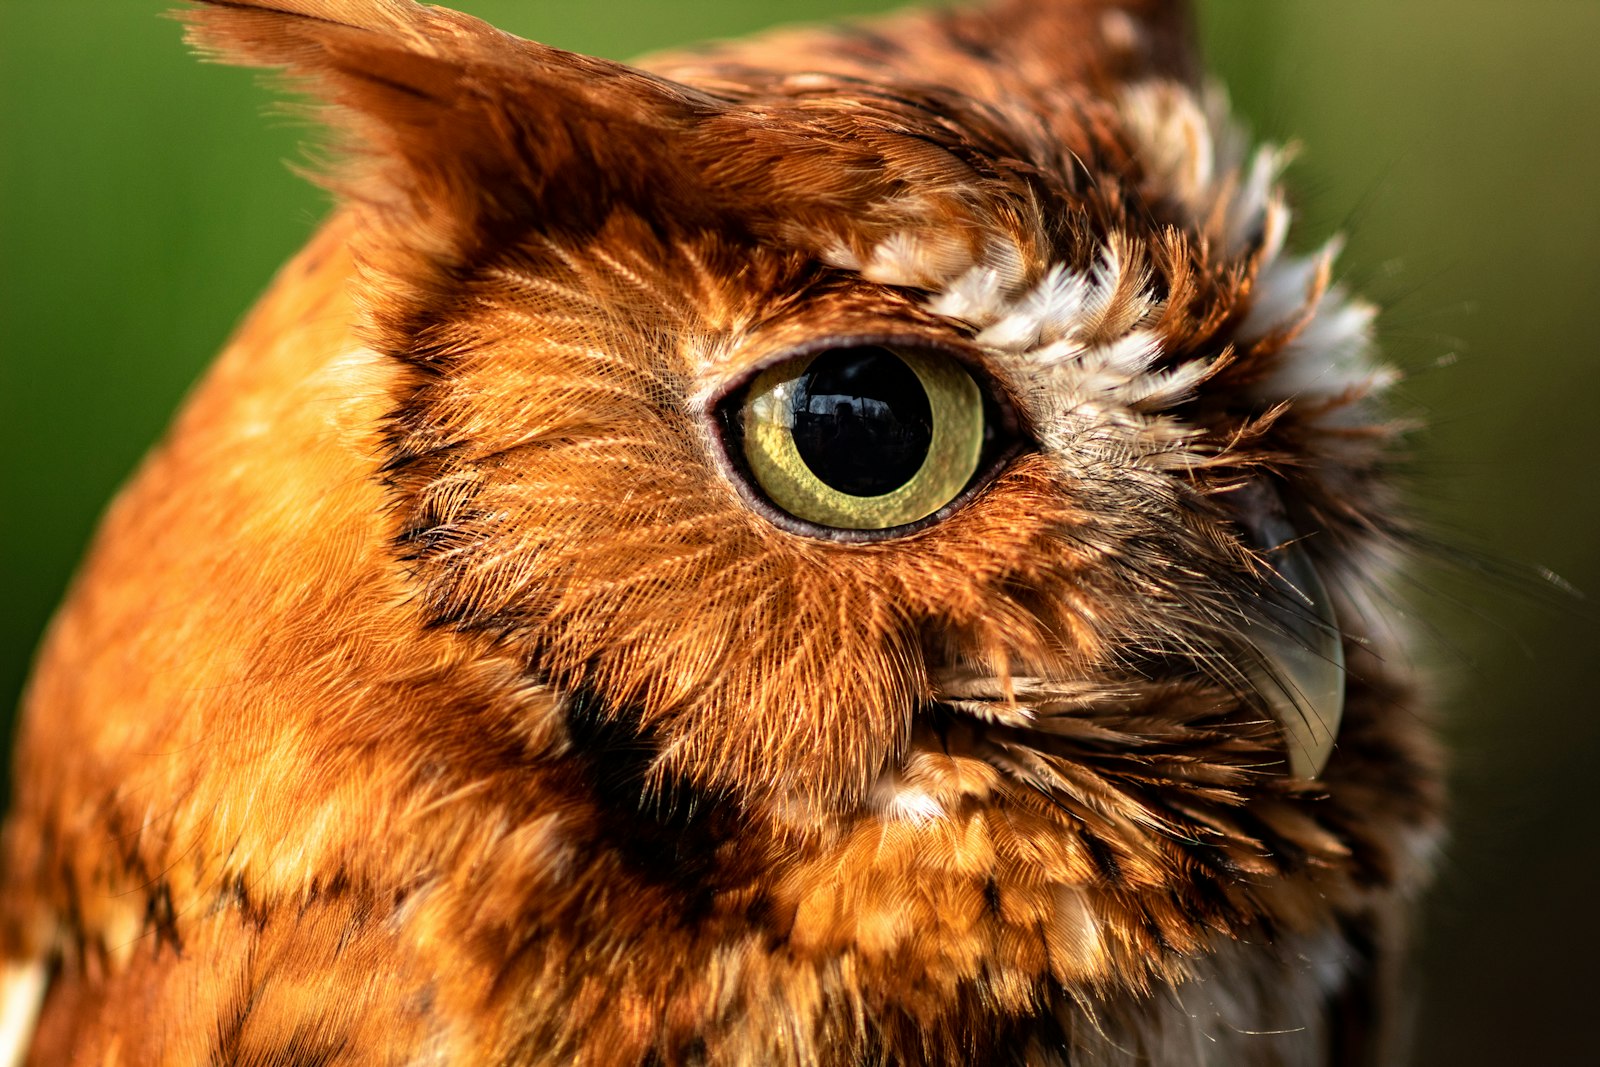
1239 517 1347 780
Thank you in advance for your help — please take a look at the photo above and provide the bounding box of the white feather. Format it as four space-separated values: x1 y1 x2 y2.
0 962 45 1067
840 81 1392 474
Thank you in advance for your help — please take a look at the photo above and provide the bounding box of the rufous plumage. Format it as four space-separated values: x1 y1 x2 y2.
2 2 1441 1063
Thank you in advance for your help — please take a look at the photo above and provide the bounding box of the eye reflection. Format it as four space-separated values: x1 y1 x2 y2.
789 347 938 497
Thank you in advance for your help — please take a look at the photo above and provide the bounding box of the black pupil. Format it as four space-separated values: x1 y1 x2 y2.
790 347 934 496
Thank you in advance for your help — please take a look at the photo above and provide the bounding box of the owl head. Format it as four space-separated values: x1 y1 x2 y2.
182 0 1422 867
0 3 1452 1061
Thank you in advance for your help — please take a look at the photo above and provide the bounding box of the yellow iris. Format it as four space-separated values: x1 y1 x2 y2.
741 348 985 531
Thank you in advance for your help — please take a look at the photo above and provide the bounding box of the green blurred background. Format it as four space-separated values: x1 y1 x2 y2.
3 1 1596 1060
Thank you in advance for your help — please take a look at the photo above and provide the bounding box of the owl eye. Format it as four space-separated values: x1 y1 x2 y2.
719 344 1008 537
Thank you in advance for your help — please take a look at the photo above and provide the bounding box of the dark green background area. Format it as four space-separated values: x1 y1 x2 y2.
3 2 1596 1061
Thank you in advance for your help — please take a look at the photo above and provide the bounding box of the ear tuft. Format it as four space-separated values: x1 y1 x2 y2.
179 0 712 257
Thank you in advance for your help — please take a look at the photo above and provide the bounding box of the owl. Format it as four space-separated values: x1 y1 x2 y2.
0 0 1441 1064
